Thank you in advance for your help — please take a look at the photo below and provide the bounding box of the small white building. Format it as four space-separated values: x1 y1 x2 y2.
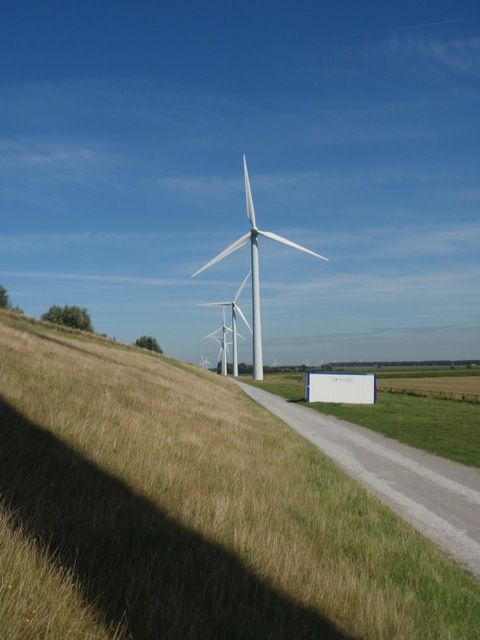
304 371 376 404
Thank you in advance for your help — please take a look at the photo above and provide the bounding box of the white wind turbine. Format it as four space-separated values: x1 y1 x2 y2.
192 156 329 380
203 307 232 376
197 271 252 378
200 355 211 369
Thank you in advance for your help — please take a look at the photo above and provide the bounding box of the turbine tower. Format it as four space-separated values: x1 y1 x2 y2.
193 156 329 381
197 271 252 377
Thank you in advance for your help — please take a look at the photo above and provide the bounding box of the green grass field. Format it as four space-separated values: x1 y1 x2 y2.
243 373 480 469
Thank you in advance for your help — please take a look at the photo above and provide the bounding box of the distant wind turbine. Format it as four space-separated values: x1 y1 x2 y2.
203 307 232 376
200 355 211 369
197 271 252 377
192 156 329 380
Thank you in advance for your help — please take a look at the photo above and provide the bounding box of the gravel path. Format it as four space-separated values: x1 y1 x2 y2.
236 381 480 578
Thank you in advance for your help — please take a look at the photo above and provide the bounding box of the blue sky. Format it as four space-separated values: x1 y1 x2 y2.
1 1 479 364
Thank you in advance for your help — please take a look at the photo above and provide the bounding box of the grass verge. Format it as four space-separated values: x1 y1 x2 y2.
0 314 479 639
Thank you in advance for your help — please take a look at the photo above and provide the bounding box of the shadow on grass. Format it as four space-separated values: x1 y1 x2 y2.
0 397 359 640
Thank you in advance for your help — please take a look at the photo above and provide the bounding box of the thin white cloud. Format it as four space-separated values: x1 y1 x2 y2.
260 266 480 306
263 324 480 362
0 139 117 170
0 230 242 259
0 270 230 288
154 163 476 204
1 221 478 261
384 34 480 71
292 222 480 259
323 19 461 43
157 175 240 196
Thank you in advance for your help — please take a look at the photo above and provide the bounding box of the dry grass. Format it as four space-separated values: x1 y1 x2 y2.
378 376 480 395
0 313 479 639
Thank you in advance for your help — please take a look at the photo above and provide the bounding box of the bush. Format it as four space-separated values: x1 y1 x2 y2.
9 305 24 315
41 305 94 332
134 336 163 353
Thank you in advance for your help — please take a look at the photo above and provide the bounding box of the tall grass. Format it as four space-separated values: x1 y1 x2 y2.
0 314 479 639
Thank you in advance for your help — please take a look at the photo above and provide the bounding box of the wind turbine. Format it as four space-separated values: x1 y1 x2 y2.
200 355 211 369
203 307 232 376
197 271 252 377
192 156 329 380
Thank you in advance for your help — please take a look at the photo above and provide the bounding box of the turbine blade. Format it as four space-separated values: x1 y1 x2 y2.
192 232 251 277
236 332 246 341
243 155 257 229
257 230 329 261
217 345 222 361
235 304 253 333
203 327 222 339
196 302 231 307
233 270 251 302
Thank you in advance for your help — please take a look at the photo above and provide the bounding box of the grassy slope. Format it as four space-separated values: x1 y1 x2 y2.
0 313 479 640
245 374 480 468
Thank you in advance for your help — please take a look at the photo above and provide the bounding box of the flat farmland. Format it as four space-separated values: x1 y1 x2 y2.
378 376 480 400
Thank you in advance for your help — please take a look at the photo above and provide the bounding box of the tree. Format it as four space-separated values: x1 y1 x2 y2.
41 305 94 332
134 336 163 353
41 304 63 324
0 285 9 309
0 284 24 314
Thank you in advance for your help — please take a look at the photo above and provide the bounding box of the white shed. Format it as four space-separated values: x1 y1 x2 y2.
304 371 376 404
